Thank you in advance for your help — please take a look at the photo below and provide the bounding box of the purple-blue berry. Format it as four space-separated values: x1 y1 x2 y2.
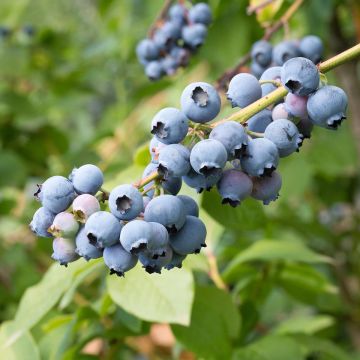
29 207 56 238
70 164 104 195
104 243 137 276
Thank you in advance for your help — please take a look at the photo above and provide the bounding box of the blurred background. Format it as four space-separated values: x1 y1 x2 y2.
0 0 360 359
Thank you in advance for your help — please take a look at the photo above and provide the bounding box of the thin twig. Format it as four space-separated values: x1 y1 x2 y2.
206 249 228 291
216 0 305 90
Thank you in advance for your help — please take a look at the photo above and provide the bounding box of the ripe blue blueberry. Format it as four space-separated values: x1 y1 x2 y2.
240 138 279 176
188 3 212 25
297 117 313 139
153 29 172 51
49 212 79 238
148 222 170 258
136 39 159 62
169 4 186 22
260 66 282 96
109 184 143 221
251 40 273 67
158 144 190 178
72 194 100 223
75 227 103 261
164 252 187 270
29 207 56 238
177 195 199 217
120 219 152 254
144 195 186 233
190 139 228 177
170 46 190 67
85 211 122 248
104 243 137 276
145 61 164 81
247 109 273 133
281 57 319 96
272 40 300 65
169 215 207 255
36 176 75 214
182 24 208 49
307 85 348 129
227 73 262 108
250 61 267 79
209 121 248 159
52 237 79 266
299 35 323 64
284 93 308 119
70 164 104 195
217 169 253 207
251 171 282 204
264 119 303 157
161 55 178 75
183 167 222 193
161 21 182 41
151 107 189 145
180 82 221 123
139 245 173 274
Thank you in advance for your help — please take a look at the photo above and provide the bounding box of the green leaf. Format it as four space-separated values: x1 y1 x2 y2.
0 322 40 360
133 141 151 166
107 265 194 325
0 151 26 187
223 240 330 280
233 335 303 360
250 0 284 24
273 314 335 335
202 191 266 231
172 285 240 360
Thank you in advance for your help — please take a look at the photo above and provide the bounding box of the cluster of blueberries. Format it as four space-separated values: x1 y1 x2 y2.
30 44 348 276
250 35 324 78
0 25 36 39
30 164 204 275
136 2 212 80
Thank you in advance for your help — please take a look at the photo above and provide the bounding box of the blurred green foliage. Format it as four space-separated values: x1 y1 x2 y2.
0 0 360 359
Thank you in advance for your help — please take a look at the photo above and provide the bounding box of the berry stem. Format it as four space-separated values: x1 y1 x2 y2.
246 129 265 138
206 249 228 291
259 79 282 87
213 44 360 127
134 170 162 189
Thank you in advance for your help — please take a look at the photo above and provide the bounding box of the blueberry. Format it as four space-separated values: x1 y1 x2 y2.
251 171 282 204
169 215 206 255
272 103 290 121
52 238 79 266
151 107 189 145
139 245 173 274
188 3 212 25
183 167 222 193
161 55 178 75
281 57 319 96
136 39 159 62
148 222 170 258
180 82 221 123
72 194 100 223
153 29 173 51
260 66 282 96
70 164 104 195
158 144 190 178
142 162 182 197
144 195 186 233
120 219 152 253
247 109 273 133
75 227 103 261
149 137 167 163
251 40 273 67
284 93 308 119
164 252 187 270
85 211 122 248
29 207 56 238
109 184 143 221
190 139 227 177
182 24 208 49
307 85 348 129
209 121 248 159
240 138 279 176
161 21 182 41
299 35 323 64
217 169 253 207
227 73 262 108
36 176 75 214
170 46 190 67
297 117 313 139
264 119 303 157
104 243 137 276
168 4 187 22
145 61 164 81
177 195 199 217
49 212 79 238
250 61 267 79
272 40 300 65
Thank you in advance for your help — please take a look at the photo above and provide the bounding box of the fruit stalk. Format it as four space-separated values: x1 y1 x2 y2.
134 170 162 189
213 44 360 126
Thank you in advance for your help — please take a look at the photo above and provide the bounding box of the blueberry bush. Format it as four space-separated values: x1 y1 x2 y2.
1 1 360 359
